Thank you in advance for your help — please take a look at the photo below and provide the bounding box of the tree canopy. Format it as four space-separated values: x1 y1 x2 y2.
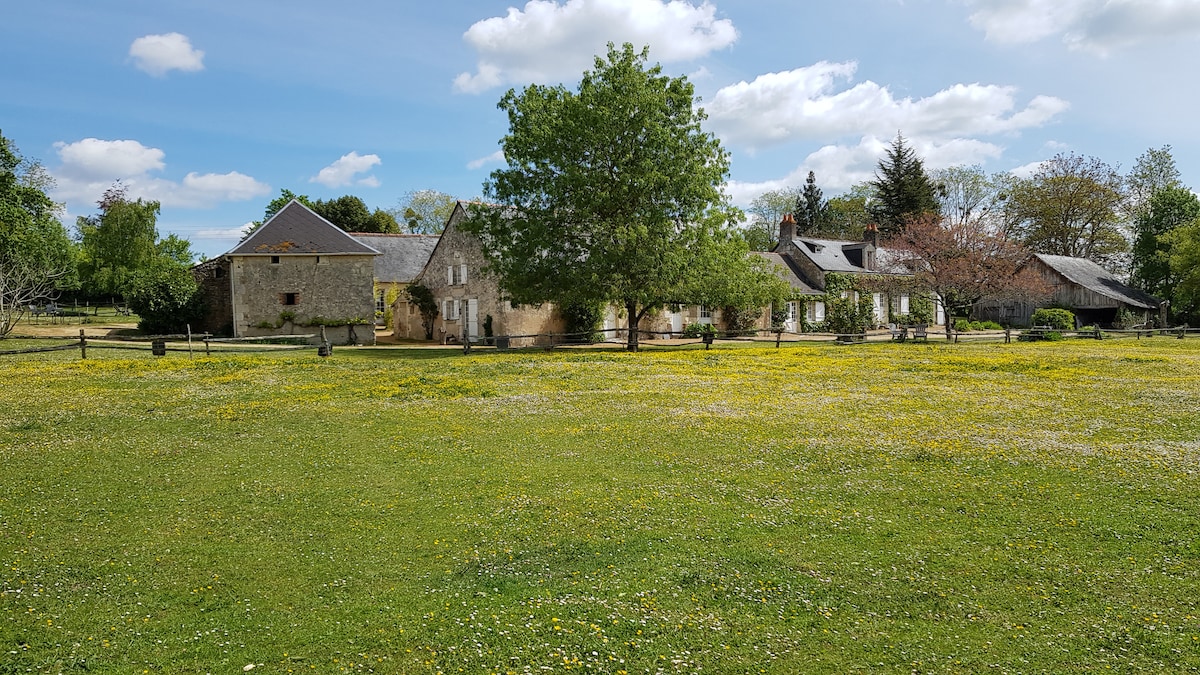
243 189 400 240
466 43 788 350
1003 153 1128 269
76 184 162 298
869 133 940 234
396 190 457 234
0 132 76 334
1131 186 1199 304
1166 218 1200 324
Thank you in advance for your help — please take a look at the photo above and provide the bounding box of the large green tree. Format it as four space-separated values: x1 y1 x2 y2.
311 194 400 233
745 187 800 250
932 165 1002 227
822 183 875 240
869 133 940 234
395 190 458 234
0 132 76 334
76 184 161 299
1132 186 1200 307
1127 145 1182 220
467 43 788 351
1004 153 1129 268
1165 217 1200 324
243 190 400 239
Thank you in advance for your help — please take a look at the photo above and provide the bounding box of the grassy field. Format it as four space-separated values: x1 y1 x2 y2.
2 339 1199 673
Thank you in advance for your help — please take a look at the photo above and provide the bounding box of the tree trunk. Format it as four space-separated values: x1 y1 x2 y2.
625 300 640 352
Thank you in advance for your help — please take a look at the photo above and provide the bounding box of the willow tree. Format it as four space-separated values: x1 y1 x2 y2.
467 43 787 350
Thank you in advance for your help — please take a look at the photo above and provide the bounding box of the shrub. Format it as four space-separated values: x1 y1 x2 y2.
683 322 716 338
405 284 439 340
126 259 204 335
560 300 604 343
1031 307 1075 330
721 305 760 337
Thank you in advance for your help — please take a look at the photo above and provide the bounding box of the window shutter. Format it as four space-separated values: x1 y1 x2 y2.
460 264 468 285
447 266 454 285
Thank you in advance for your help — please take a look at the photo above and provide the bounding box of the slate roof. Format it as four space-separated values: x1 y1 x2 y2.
751 252 821 295
1036 254 1161 309
786 237 909 276
350 233 440 284
226 200 380 256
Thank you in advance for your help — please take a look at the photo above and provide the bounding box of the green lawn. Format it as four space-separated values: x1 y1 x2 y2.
2 339 1199 673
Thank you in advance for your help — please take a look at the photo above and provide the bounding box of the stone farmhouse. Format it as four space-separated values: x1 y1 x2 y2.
392 202 565 346
975 253 1162 327
758 215 943 331
193 200 380 345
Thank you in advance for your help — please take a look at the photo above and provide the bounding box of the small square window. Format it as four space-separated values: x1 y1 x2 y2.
271 256 280 264
283 293 298 305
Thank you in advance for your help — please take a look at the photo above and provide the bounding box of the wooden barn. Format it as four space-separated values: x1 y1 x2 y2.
976 254 1161 328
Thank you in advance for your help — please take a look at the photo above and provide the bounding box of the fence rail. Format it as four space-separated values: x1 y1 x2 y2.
0 329 325 360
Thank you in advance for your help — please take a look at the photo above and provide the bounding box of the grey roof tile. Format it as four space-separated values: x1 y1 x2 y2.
226 201 380 256
350 234 440 284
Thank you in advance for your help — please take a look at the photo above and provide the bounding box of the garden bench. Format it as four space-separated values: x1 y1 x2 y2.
890 324 908 342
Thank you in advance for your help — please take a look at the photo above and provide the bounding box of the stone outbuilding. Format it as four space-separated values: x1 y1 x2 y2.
195 200 380 345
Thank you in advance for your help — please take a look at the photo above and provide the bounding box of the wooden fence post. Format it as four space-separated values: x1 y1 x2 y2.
79 329 87 360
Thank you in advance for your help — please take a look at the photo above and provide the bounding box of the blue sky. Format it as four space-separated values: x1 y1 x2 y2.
5 0 1200 259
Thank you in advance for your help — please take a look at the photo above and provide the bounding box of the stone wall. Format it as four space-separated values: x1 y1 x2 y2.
231 254 376 345
192 257 233 336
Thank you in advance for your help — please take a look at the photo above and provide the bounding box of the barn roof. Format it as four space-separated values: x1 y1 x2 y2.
226 200 380 256
1036 254 1160 310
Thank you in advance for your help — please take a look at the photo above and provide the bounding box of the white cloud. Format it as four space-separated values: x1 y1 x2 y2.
727 135 1005 207
50 138 270 209
707 61 1068 151
454 0 737 93
310 151 382 188
962 0 1200 54
1007 161 1045 179
467 150 505 170
53 138 165 180
129 32 205 77
196 223 256 241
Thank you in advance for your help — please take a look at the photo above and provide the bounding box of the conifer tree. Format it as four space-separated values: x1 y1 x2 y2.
869 133 940 234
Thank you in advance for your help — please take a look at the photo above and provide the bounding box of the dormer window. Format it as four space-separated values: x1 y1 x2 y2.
805 241 824 253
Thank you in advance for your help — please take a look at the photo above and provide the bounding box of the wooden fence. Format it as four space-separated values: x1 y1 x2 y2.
0 330 323 360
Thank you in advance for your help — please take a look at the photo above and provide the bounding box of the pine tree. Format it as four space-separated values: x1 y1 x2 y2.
869 133 940 235
795 171 827 235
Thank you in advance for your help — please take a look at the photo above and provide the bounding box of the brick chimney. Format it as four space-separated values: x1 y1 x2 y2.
863 222 879 248
779 213 797 246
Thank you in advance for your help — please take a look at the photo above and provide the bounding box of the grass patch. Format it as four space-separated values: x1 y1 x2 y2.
2 340 1200 672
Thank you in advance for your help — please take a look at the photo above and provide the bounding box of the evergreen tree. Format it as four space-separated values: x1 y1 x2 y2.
795 171 827 235
869 133 940 234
